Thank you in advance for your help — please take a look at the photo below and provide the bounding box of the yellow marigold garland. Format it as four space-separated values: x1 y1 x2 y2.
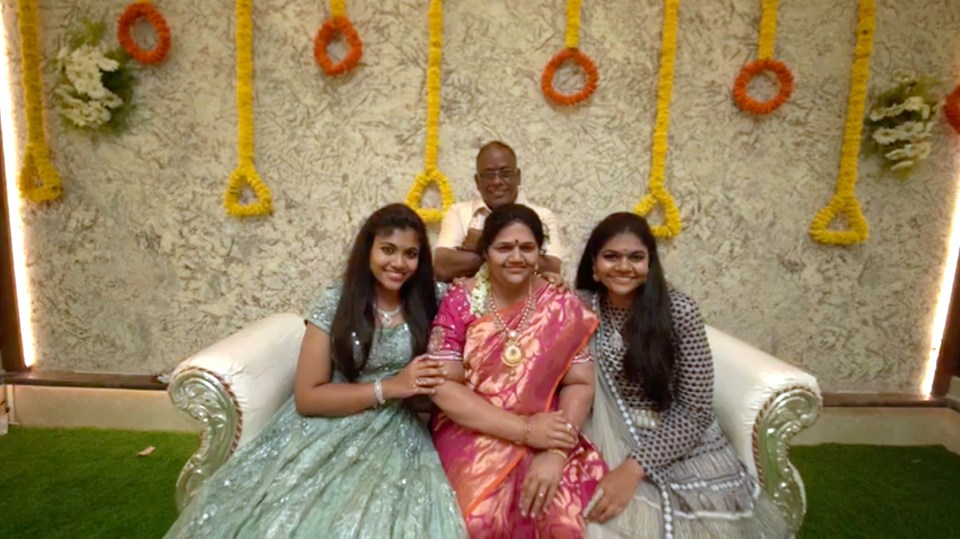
15 0 62 203
404 0 453 223
809 0 875 245
756 0 777 61
540 0 599 106
224 0 273 217
632 0 682 239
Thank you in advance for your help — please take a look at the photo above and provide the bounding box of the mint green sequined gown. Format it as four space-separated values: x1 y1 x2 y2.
166 284 466 538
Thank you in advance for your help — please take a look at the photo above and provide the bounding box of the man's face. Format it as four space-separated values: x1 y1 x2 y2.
474 146 521 209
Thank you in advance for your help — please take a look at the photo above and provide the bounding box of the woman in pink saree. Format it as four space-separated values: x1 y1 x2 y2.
428 204 607 538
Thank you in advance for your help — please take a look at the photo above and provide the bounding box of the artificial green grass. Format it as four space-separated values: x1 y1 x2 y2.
0 427 198 538
2 428 960 537
793 444 960 538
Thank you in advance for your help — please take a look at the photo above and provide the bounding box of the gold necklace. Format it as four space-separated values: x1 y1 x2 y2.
487 283 536 368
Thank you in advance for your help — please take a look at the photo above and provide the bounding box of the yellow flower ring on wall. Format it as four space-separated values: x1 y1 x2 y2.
404 0 454 223
809 0 875 245
540 0 598 106
314 0 362 76
224 0 273 217
15 0 62 203
733 0 793 114
631 0 682 239
117 0 171 66
945 85 960 134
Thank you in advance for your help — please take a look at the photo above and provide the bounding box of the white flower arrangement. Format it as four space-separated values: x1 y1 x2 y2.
54 21 134 132
865 77 939 173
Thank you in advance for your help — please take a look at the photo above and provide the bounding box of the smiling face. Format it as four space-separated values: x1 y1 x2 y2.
593 231 650 302
369 228 421 294
475 145 521 209
485 222 540 289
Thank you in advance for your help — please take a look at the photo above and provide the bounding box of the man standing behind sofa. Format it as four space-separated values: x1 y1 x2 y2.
434 141 564 282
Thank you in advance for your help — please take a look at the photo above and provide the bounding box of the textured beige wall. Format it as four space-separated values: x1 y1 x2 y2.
1 0 958 391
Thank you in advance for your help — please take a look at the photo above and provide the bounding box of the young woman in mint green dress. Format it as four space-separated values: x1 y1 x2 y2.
166 204 466 538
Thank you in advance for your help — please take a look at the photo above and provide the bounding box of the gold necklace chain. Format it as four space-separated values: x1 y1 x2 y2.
487 282 536 368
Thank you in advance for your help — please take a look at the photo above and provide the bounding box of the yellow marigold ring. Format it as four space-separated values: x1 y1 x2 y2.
19 146 62 203
733 58 793 114
117 2 171 65
541 48 599 106
945 85 960 135
225 164 273 217
314 16 362 76
406 169 453 224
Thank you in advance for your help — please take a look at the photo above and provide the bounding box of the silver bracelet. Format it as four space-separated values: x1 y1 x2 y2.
373 378 386 405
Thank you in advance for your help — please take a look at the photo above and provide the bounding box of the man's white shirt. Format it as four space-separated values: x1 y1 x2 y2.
435 195 565 264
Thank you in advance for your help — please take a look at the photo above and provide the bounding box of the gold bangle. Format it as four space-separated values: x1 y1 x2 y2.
518 416 531 445
548 448 567 459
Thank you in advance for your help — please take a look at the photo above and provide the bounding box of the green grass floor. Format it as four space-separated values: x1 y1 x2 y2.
0 427 198 538
1 427 960 537
792 444 960 538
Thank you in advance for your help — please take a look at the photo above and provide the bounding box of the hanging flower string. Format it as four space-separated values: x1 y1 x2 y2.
733 0 794 114
808 0 875 245
540 0 598 106
632 0 682 239
224 0 273 217
15 0 62 203
117 0 171 65
945 85 960 135
404 0 453 223
314 0 362 76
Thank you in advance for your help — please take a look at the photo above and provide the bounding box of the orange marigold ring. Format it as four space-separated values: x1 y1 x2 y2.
117 2 171 65
944 85 960 135
733 58 794 114
541 48 599 106
314 16 362 76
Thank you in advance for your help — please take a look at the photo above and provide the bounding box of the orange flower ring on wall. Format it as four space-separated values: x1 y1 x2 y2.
314 16 362 75
541 48 599 106
733 58 794 114
117 1 171 65
945 85 960 134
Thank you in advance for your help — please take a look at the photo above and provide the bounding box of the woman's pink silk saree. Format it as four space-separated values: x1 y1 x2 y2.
430 284 607 538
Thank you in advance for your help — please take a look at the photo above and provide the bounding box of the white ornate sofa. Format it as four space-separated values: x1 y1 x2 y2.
168 314 821 531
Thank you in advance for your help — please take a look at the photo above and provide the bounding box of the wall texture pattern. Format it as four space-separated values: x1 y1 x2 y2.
1 0 959 391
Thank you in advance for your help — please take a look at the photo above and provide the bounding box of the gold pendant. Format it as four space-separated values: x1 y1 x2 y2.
502 341 524 368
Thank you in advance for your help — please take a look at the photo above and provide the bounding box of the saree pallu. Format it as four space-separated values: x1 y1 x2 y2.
585 352 790 539
430 285 608 538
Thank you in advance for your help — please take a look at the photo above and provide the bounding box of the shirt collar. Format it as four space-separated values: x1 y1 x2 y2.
470 192 529 216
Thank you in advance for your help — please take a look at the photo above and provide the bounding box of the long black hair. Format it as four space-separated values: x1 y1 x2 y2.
477 203 545 254
575 212 675 409
330 203 437 381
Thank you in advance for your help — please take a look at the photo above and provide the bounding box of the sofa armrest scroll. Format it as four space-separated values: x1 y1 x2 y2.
167 313 306 510
706 325 821 531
